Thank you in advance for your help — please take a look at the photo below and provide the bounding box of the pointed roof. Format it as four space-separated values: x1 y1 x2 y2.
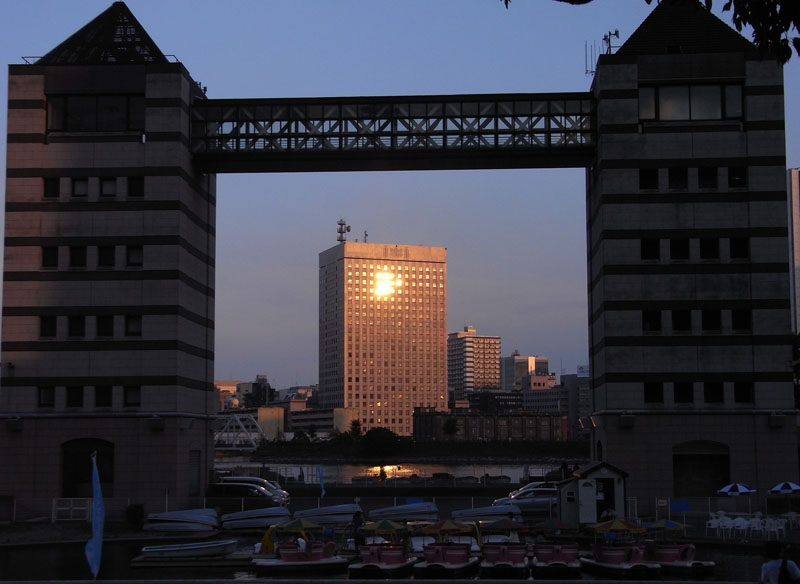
617 0 754 57
37 2 167 65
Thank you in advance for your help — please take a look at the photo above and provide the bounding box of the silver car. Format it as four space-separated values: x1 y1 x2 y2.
220 475 290 505
493 486 558 518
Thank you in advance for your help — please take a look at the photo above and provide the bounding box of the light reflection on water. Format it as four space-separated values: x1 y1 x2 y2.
0 539 766 581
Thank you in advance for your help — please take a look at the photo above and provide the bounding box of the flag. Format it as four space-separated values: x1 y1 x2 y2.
85 453 104 579
317 466 325 499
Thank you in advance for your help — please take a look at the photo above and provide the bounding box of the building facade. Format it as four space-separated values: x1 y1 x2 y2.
589 0 797 512
413 407 566 442
1 4 216 515
501 353 550 390
319 241 447 436
789 168 800 333
447 325 500 401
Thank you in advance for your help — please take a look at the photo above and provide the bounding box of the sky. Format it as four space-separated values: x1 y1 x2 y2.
1 1 798 388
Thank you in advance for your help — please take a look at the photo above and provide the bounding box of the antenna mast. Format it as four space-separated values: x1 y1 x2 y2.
336 219 351 243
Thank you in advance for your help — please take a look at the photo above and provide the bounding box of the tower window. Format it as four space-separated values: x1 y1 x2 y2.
674 382 694 404
704 382 724 404
640 238 660 261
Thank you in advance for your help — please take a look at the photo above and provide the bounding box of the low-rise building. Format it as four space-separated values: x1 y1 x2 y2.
413 407 566 441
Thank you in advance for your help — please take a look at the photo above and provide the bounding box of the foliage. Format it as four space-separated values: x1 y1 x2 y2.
501 0 799 63
360 427 400 457
349 419 362 438
291 429 311 443
442 417 459 439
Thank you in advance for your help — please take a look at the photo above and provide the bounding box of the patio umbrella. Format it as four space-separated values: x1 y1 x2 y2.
591 518 646 535
534 518 577 532
480 518 528 533
717 483 756 496
275 518 323 532
360 519 408 535
769 482 800 495
418 519 474 535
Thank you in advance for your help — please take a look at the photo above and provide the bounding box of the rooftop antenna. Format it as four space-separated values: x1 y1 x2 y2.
364 230 368 243
603 29 620 54
585 29 620 76
336 218 351 243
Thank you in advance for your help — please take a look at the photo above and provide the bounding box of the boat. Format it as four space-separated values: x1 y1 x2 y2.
451 503 521 522
411 542 480 579
220 506 290 530
139 539 238 558
580 543 661 579
531 542 581 579
143 508 219 531
252 540 350 575
479 542 530 579
348 543 419 579
293 503 362 524
644 541 716 578
368 501 439 522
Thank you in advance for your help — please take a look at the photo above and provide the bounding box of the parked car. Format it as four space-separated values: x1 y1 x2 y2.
220 475 290 505
492 486 558 518
506 481 554 498
205 482 283 513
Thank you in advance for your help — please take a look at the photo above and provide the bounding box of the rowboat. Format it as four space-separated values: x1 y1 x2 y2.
140 539 237 558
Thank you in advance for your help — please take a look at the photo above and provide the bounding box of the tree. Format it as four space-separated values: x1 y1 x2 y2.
501 0 799 64
349 419 363 438
442 417 460 441
361 427 400 457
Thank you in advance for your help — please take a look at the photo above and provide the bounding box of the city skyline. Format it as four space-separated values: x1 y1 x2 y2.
1 0 798 388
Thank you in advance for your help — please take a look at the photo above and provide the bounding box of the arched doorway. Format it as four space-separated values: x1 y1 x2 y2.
673 440 729 497
61 438 114 497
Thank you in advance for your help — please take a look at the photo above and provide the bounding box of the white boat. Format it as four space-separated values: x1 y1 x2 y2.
368 502 439 522
348 544 420 579
220 506 290 529
143 508 219 531
580 543 661 579
293 503 362 524
140 539 238 558
252 541 350 575
480 543 530 579
451 504 521 522
412 542 480 579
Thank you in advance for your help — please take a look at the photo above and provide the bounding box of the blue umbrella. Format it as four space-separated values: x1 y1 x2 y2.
769 482 800 495
717 483 756 496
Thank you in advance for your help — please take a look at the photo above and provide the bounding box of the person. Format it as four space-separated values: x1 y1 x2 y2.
761 541 800 584
296 535 307 552
352 510 364 548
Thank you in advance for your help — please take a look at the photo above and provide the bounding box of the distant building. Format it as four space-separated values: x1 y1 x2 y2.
215 380 240 410
561 371 592 439
789 169 800 333
319 241 447 436
447 326 501 401
413 407 566 441
501 352 550 390
466 390 523 412
523 386 567 414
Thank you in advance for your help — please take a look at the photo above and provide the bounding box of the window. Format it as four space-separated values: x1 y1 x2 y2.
639 168 658 190
734 381 754 403
126 245 143 267
670 239 690 260
732 308 752 332
642 310 662 333
674 382 694 404
639 84 742 121
66 386 84 408
96 315 114 337
668 168 688 190
95 385 113 408
72 178 88 198
47 94 145 132
729 237 749 259
699 238 720 260
100 177 116 198
698 167 718 189
97 245 115 268
69 246 87 268
704 382 724 404
128 176 144 198
702 309 722 332
644 382 664 403
68 315 86 338
640 239 660 261
672 309 691 333
125 315 142 337
38 386 55 408
123 385 141 407
44 177 60 199
729 166 748 188
42 246 58 268
40 315 57 338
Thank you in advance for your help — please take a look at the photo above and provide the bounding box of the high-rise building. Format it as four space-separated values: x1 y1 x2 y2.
447 326 501 401
319 241 447 436
501 352 549 390
789 169 800 333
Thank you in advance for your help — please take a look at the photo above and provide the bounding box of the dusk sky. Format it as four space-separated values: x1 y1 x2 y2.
2 1 798 388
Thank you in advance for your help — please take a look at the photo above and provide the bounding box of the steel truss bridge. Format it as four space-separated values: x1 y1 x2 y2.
191 92 594 173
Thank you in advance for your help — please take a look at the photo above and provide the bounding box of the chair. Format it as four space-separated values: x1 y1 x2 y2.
733 517 749 538
748 517 765 539
785 512 798 530
705 518 720 537
718 517 734 539
765 518 786 540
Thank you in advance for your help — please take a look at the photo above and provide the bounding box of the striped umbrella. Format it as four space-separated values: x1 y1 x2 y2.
769 482 800 495
717 482 756 496
591 519 646 534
